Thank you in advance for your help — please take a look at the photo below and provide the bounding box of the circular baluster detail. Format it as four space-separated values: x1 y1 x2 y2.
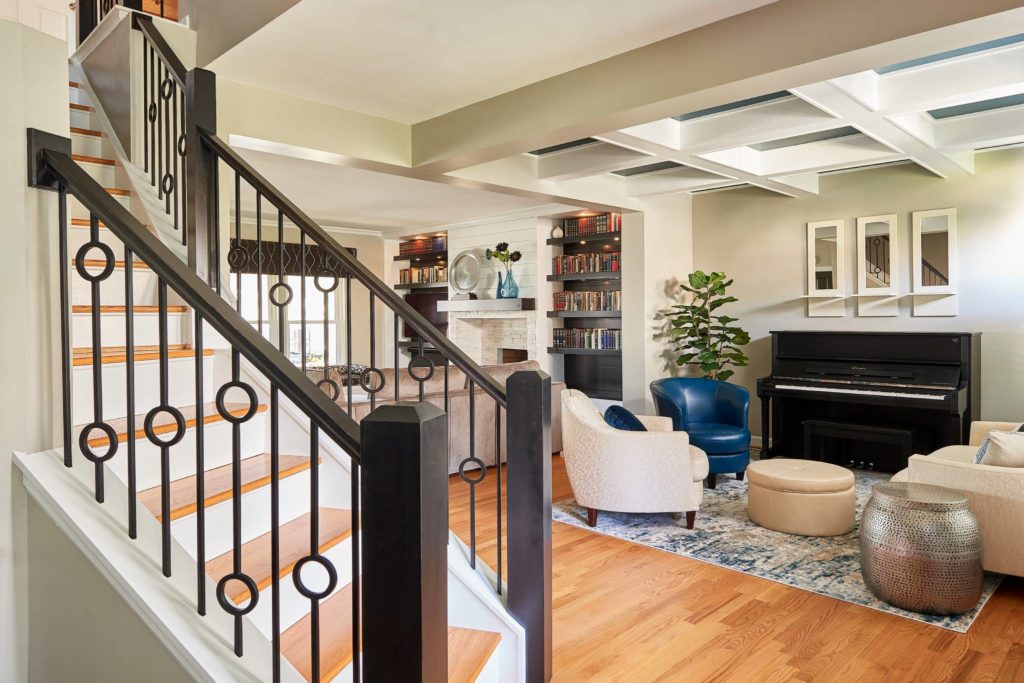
292 554 339 601
216 381 259 424
408 354 435 384
268 281 293 307
75 241 117 283
143 405 188 447
216 572 260 616
78 422 119 463
358 367 386 395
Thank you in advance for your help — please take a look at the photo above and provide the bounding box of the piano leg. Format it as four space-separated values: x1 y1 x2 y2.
949 412 964 446
760 396 771 458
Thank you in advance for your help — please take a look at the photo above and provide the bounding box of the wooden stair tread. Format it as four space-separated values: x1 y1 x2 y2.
282 585 501 683
71 218 106 228
140 453 314 522
74 343 188 355
72 347 213 366
73 154 115 166
69 81 81 88
71 258 150 270
75 401 267 448
106 187 131 197
70 102 93 112
207 508 353 604
71 304 187 313
71 127 103 138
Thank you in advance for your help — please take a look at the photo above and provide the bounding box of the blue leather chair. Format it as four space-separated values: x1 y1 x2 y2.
649 378 751 488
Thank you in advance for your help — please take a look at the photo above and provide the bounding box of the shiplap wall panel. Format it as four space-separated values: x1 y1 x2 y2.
447 217 538 299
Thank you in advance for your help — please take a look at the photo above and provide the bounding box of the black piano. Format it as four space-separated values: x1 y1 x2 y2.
757 331 980 472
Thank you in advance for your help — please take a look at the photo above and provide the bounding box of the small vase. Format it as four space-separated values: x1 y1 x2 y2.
500 268 519 299
496 270 504 299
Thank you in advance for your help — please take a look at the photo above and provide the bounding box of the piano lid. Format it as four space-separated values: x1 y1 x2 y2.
772 359 962 389
771 330 977 366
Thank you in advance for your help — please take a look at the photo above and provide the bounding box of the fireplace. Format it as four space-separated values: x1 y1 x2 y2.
498 348 528 364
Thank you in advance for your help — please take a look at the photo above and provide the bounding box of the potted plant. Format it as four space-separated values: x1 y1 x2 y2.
664 270 750 381
485 242 522 299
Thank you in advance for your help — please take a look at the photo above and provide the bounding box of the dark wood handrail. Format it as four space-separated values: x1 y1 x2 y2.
36 144 363 459
198 129 509 407
132 13 187 88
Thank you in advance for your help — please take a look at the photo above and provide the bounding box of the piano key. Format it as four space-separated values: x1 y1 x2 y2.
772 384 947 401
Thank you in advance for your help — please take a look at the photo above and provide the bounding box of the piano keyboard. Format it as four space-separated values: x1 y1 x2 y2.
773 384 946 401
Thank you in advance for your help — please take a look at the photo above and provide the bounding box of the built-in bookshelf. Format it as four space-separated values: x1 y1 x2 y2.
393 234 448 347
547 213 622 400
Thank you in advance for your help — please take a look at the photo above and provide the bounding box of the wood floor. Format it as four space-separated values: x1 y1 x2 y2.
448 455 1024 682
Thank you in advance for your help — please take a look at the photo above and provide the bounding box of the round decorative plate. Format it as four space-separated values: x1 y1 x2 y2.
449 252 481 293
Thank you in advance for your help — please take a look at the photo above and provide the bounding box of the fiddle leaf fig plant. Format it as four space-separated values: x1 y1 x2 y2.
664 270 750 382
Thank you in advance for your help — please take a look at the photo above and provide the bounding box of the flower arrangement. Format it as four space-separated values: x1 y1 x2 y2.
485 242 522 298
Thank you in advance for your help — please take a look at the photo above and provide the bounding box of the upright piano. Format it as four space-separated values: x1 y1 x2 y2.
757 331 981 472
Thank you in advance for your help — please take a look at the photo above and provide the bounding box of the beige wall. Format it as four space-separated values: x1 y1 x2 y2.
0 21 68 682
693 148 1024 435
26 496 191 682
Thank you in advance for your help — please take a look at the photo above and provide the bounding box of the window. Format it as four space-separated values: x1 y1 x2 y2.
236 273 272 339
286 275 338 368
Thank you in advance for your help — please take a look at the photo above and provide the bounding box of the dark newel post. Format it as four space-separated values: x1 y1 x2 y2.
507 370 553 683
184 68 217 288
362 403 448 682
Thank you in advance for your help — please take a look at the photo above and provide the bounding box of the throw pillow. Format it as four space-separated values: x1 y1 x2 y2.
979 430 1024 467
604 405 647 432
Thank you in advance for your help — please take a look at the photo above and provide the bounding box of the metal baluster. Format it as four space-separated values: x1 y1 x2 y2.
270 386 282 682
309 424 321 683
394 313 400 402
162 63 171 214
418 339 425 401
277 211 285 354
125 247 137 538
322 267 329 392
213 159 221 295
194 313 206 615
87 213 106 501
179 84 187 247
369 291 376 412
345 274 352 413
150 45 157 189
171 83 178 232
300 230 307 375
57 186 72 467
256 192 263 337
234 172 241 313
229 349 246 655
157 280 172 576
143 42 149 174
495 402 502 593
468 380 477 566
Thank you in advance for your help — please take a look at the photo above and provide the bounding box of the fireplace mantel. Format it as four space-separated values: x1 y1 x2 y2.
438 298 535 313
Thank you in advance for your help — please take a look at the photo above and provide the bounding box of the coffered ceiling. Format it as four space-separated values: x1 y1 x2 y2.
528 33 1024 198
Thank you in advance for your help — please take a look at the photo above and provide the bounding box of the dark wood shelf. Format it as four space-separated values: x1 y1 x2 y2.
393 282 448 290
547 347 621 356
394 251 447 263
546 232 621 247
547 311 621 318
547 272 620 282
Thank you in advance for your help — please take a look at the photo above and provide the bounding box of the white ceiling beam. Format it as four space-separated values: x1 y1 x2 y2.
677 96 842 153
876 42 1024 115
618 119 680 150
536 141 652 181
792 81 975 176
623 166 735 197
931 105 1024 151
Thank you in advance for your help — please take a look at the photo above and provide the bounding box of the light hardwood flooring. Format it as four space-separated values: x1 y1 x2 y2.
448 455 1024 682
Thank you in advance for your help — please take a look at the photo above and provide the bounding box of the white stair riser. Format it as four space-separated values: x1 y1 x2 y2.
70 107 95 130
72 311 188 347
71 132 106 158
69 227 124 255
71 265 161 306
78 161 118 188
72 355 215 424
70 191 130 220
171 468 316 559
93 412 268 491
70 86 90 106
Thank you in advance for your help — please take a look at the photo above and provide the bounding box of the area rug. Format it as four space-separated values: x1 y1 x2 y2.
552 470 1002 632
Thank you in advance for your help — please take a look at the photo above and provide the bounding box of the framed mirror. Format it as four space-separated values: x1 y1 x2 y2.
806 219 844 296
856 214 898 296
912 208 957 293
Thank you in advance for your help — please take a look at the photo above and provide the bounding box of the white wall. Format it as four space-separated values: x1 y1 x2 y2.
693 148 1024 434
447 216 539 300
0 19 69 683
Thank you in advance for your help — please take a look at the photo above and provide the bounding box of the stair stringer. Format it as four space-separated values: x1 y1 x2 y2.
15 447 307 683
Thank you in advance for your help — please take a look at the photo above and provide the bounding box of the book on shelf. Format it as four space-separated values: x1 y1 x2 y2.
553 290 621 312
399 265 448 284
399 236 447 256
551 252 620 275
560 213 621 238
552 328 622 351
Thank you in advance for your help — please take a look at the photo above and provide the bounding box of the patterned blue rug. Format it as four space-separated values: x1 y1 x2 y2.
552 469 1002 632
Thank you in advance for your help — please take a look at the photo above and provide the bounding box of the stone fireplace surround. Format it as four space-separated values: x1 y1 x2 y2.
445 309 537 366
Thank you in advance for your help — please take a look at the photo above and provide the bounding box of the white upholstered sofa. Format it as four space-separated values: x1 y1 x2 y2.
893 420 1024 577
560 389 709 528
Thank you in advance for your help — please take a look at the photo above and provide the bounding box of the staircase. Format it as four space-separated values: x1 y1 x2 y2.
17 4 551 682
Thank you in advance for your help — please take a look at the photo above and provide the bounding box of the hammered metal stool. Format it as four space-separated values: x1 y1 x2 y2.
860 482 983 615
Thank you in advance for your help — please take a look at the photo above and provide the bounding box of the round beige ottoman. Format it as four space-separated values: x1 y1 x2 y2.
747 459 856 536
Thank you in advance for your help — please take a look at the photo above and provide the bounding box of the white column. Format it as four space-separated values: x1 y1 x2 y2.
621 193 693 414
0 20 69 683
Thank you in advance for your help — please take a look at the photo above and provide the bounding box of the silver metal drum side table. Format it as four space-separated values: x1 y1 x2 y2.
860 482 983 615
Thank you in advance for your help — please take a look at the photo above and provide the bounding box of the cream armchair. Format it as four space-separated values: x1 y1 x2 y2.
561 389 709 529
893 421 1024 577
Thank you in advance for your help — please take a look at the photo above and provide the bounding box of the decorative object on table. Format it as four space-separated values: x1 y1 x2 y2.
560 389 708 529
448 251 480 300
552 468 1002 632
746 458 855 536
860 482 983 615
649 377 751 488
485 241 522 299
893 419 1024 577
550 224 565 239
662 270 750 381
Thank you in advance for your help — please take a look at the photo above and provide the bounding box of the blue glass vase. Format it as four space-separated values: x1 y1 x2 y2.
500 268 519 299
496 270 504 299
